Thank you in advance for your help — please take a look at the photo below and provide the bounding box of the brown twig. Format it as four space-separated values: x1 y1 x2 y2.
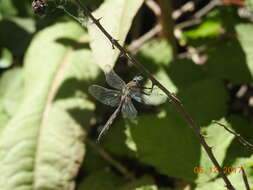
128 24 161 54
72 1 236 189
194 0 222 19
157 0 177 59
172 1 195 20
213 121 253 150
144 0 161 17
241 166 250 190
176 0 222 29
85 138 135 180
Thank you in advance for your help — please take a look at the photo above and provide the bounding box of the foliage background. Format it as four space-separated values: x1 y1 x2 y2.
0 0 253 189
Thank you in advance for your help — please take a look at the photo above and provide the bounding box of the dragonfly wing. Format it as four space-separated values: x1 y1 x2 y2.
88 85 121 107
105 70 126 90
121 97 137 118
130 89 145 104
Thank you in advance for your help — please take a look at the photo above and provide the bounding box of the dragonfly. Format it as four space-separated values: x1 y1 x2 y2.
88 70 166 141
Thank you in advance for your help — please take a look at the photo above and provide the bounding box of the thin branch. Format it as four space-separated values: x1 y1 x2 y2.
157 0 177 59
178 45 207 59
176 0 222 29
241 167 250 190
222 0 245 7
144 0 161 17
176 19 202 30
73 1 236 189
85 138 135 180
128 24 161 54
194 0 222 19
213 121 253 150
172 1 195 20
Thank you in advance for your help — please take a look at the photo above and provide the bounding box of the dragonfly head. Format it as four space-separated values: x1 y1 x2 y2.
132 75 144 86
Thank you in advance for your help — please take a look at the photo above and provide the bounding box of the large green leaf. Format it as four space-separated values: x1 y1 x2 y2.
236 24 253 80
77 169 123 190
125 117 234 183
177 78 229 126
183 20 222 40
196 164 253 190
136 39 177 93
196 119 235 183
119 176 157 190
0 21 100 190
77 170 157 190
88 0 144 72
0 18 34 56
196 116 253 187
0 0 18 17
246 0 253 11
125 109 201 182
223 115 253 167
136 39 173 67
205 39 252 84
0 67 24 131
0 48 13 68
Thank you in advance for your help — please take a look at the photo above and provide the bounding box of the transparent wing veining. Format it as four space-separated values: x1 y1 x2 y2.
88 85 121 107
130 87 167 105
105 70 126 90
121 97 137 118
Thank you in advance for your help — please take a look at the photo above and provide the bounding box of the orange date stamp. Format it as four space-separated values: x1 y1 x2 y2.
193 166 243 174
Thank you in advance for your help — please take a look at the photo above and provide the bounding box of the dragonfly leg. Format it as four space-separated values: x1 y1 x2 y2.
140 91 152 96
141 83 156 93
141 87 153 94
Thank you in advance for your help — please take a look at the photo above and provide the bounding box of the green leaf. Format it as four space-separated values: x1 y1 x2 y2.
124 117 235 183
88 0 144 72
0 48 13 68
225 116 253 157
182 7 240 46
236 24 253 81
0 19 33 56
196 166 253 190
101 118 136 157
80 0 104 7
195 116 253 187
183 20 222 40
124 110 201 181
196 119 235 183
222 115 253 174
0 21 100 190
0 67 24 131
246 0 253 11
136 39 177 93
119 176 157 190
177 78 229 126
137 39 173 66
0 0 18 17
77 169 123 190
0 0 33 17
167 58 207 89
9 17 36 34
0 68 24 109
82 140 108 172
205 39 252 84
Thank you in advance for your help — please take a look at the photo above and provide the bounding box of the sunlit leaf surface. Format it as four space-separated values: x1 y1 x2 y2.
0 21 99 190
88 0 144 72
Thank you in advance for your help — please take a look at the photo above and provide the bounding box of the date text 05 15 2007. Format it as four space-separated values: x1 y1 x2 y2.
193 166 243 174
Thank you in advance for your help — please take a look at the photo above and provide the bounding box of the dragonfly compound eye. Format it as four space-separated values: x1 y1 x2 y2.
133 76 143 82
